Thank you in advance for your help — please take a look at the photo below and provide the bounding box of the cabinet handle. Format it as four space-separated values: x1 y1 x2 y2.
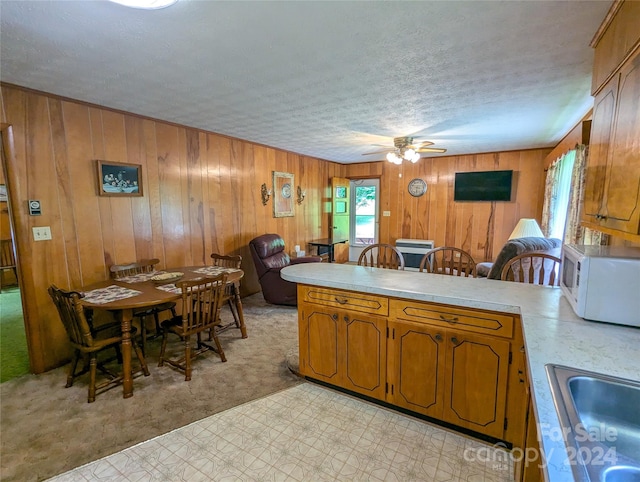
343 315 349 323
335 297 349 304
439 315 459 324
332 314 338 321
451 337 459 345
435 334 443 342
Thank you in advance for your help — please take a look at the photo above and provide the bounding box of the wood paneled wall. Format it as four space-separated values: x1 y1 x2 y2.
0 85 344 372
345 149 550 263
0 83 569 374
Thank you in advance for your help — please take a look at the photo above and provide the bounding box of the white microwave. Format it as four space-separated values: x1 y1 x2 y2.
560 244 640 328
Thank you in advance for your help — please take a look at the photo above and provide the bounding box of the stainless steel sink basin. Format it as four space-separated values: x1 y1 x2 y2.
546 365 640 482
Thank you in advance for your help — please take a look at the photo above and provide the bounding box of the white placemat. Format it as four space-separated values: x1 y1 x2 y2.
82 285 142 304
192 267 241 276
115 271 164 283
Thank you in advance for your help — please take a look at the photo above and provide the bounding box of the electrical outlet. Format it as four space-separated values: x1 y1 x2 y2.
454 252 461 258
32 226 52 241
383 211 391 217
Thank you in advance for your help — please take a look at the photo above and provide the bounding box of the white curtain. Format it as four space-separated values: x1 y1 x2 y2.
564 145 608 245
542 150 576 239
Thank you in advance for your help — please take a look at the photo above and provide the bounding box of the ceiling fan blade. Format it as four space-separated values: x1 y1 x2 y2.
411 140 434 147
416 147 447 153
362 149 392 156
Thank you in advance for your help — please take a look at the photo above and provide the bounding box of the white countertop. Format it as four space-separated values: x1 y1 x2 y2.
282 263 640 482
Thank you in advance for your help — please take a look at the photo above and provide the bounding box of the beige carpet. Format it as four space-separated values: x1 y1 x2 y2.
0 293 303 482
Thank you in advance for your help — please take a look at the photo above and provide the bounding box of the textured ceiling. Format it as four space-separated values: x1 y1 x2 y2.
0 0 611 164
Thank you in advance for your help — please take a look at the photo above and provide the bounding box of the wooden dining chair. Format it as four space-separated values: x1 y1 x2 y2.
110 258 177 354
0 239 18 292
357 243 405 270
419 247 477 277
48 285 149 403
158 274 228 381
500 253 562 286
210 253 246 337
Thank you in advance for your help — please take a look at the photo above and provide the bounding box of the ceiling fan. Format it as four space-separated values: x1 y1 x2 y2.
362 136 446 164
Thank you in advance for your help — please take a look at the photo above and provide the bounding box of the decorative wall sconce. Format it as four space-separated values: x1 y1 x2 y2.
261 183 272 206
296 186 306 205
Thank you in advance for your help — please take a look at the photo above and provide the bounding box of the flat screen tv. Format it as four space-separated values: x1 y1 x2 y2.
454 170 513 201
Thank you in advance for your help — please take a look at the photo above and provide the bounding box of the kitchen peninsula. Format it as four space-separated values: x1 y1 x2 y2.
281 263 640 482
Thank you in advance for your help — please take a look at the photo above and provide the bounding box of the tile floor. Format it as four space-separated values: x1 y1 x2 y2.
48 383 514 481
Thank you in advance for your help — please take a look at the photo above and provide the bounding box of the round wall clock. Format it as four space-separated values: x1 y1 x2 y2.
281 183 292 199
408 178 427 197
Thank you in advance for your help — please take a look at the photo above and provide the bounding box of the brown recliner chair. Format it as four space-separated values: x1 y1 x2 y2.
249 234 322 306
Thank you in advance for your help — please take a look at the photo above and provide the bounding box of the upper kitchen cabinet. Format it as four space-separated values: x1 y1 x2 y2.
583 1 640 239
591 0 640 94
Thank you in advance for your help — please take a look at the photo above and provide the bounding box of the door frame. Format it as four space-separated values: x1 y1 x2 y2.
1 123 34 373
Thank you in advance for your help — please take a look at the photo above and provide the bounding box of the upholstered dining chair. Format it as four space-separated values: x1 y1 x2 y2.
249 234 322 306
158 274 228 381
210 253 245 336
500 253 562 286
110 258 177 354
357 243 405 270
48 285 149 403
419 247 477 277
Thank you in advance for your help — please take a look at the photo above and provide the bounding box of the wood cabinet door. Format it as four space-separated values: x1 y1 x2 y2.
443 330 511 439
601 49 640 235
299 305 341 384
583 74 618 223
342 312 387 400
387 320 445 419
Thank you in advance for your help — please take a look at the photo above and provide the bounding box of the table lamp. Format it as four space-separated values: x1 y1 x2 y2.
508 218 544 240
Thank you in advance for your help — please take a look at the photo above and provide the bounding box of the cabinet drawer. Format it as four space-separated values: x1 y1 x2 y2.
390 299 514 338
300 286 389 316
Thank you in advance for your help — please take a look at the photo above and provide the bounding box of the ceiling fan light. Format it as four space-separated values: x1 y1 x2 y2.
403 148 415 159
409 151 421 163
387 152 401 164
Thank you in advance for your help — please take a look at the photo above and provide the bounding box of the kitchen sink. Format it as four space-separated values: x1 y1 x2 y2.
545 364 640 482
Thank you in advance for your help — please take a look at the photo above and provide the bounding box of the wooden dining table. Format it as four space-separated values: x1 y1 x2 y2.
80 266 246 399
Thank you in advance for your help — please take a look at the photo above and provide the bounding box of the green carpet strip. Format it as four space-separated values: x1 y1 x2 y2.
0 287 30 383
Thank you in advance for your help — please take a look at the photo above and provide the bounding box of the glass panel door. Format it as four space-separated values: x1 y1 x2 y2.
349 179 379 261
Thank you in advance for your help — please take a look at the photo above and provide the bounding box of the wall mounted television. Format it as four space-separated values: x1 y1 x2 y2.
454 170 513 201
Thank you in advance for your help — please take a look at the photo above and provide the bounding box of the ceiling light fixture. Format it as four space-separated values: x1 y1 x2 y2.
109 0 178 9
386 148 420 165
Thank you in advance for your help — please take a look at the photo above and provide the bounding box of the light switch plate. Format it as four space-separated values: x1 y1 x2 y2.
33 226 52 241
383 211 391 217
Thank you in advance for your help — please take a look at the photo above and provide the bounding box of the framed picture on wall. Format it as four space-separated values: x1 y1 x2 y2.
97 160 143 197
273 171 294 217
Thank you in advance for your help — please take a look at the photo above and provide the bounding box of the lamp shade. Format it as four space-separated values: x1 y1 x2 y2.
508 218 544 240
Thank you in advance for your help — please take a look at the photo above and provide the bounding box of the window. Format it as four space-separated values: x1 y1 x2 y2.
350 180 379 246
542 150 576 240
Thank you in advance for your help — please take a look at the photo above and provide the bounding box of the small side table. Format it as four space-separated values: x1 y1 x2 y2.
308 238 348 263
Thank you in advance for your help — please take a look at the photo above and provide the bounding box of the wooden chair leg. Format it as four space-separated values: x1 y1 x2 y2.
66 350 81 388
233 288 248 339
114 344 123 364
132 340 150 377
153 312 162 337
227 299 240 327
211 332 227 363
158 330 169 367
184 335 192 381
88 355 98 403
138 315 147 356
